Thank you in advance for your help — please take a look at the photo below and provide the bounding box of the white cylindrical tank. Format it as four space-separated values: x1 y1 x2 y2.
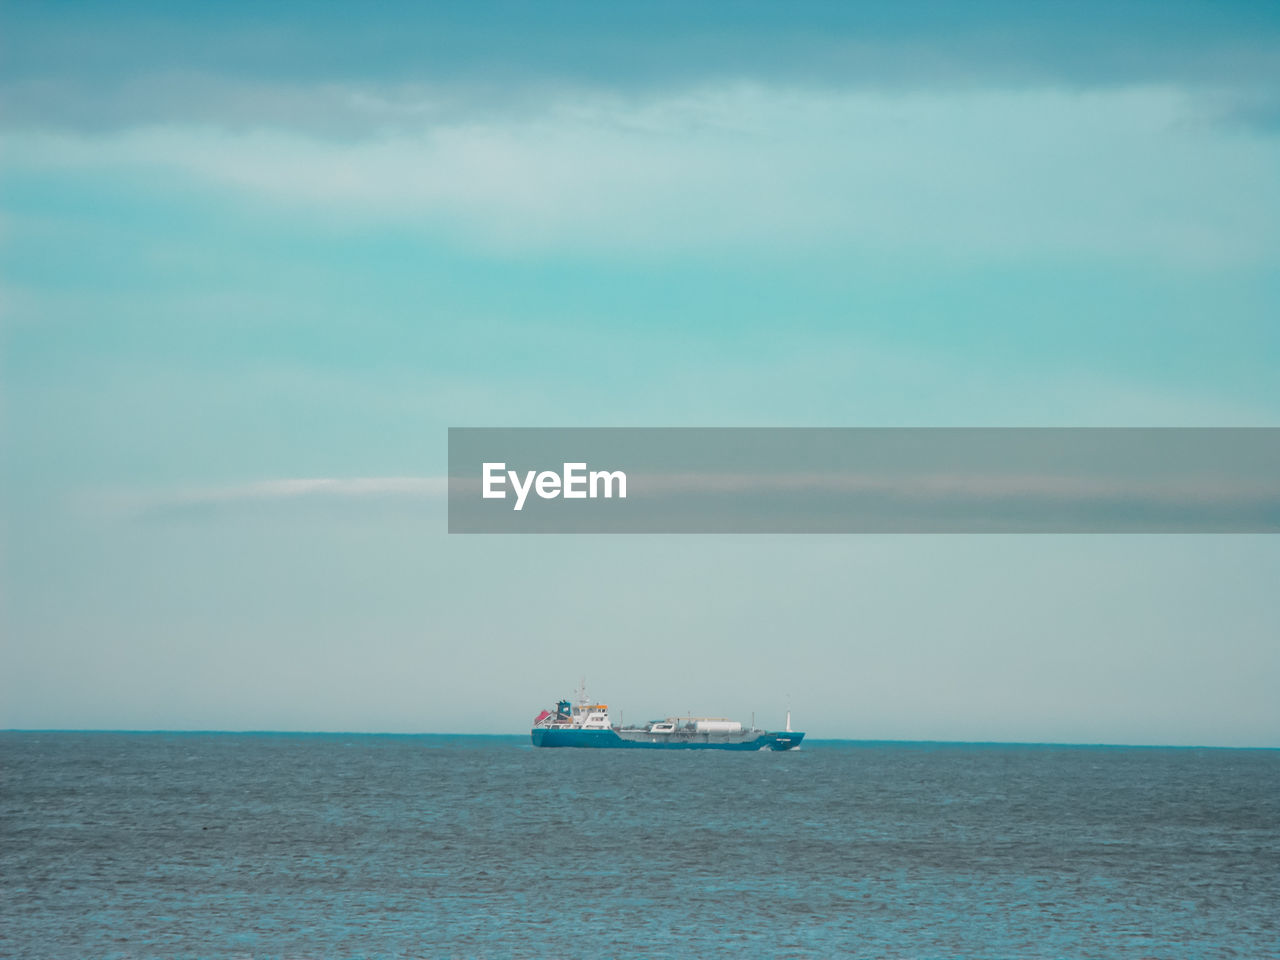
693 720 742 734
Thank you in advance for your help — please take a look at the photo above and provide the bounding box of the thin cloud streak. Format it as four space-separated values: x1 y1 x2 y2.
631 472 1280 504
450 467 1280 533
9 86 1278 265
95 476 449 520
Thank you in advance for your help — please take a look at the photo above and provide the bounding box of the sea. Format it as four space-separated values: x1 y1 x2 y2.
2 733 1277 959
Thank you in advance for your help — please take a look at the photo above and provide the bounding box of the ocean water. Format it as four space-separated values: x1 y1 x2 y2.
2 734 1278 959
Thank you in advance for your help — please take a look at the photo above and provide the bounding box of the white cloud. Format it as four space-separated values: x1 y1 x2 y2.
92 476 448 519
183 476 449 501
9 84 1278 265
633 472 1278 503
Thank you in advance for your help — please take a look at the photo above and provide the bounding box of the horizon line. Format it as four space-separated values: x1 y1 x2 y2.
2 729 1275 751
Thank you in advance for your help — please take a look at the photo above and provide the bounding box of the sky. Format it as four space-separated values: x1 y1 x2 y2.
2 1 1278 745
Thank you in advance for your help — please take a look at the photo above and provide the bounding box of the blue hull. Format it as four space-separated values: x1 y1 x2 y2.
531 727 803 751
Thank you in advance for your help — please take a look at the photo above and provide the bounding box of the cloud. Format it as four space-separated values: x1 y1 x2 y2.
176 477 450 501
96 476 448 521
4 2 1278 136
633 471 1279 502
8 85 1279 265
450 469 1280 533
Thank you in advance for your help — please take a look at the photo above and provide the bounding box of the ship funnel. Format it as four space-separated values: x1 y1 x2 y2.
786 710 792 733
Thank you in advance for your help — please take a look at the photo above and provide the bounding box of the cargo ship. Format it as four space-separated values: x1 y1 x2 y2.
530 693 803 750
